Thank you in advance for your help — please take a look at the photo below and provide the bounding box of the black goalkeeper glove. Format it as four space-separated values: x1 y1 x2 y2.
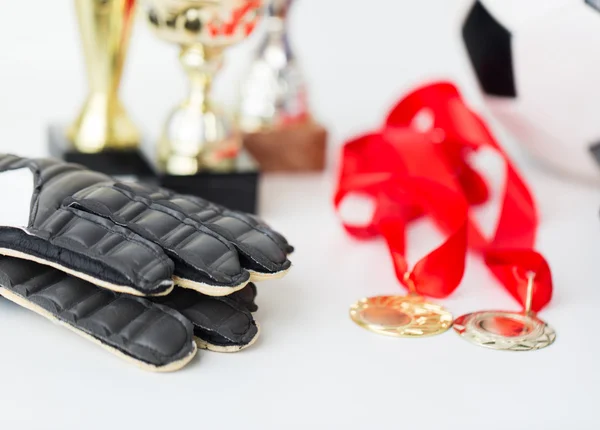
0 154 292 297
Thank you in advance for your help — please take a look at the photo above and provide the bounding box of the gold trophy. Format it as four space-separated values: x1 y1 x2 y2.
49 0 150 176
142 0 264 213
237 0 327 172
143 0 263 176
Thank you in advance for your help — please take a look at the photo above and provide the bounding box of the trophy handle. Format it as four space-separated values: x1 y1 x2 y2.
68 0 140 153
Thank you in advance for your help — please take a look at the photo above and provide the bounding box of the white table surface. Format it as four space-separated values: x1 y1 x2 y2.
1 1 599 429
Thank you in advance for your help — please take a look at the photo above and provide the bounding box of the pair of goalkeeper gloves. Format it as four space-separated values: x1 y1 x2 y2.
0 154 292 371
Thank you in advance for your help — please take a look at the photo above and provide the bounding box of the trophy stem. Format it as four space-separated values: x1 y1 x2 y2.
178 44 222 111
68 92 140 153
187 73 211 109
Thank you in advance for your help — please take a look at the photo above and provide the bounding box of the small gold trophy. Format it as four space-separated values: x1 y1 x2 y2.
237 0 327 172
49 0 150 176
143 0 263 176
142 0 264 213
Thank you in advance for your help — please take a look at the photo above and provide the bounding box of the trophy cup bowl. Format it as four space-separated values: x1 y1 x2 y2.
143 0 264 176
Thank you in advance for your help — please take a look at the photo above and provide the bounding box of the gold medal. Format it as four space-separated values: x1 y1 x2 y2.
453 272 556 351
350 284 453 338
350 273 453 338
453 311 555 351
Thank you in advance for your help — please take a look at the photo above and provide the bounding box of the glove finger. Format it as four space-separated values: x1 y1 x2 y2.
105 182 292 280
228 282 258 312
0 257 197 372
68 183 253 296
245 213 294 255
164 192 292 280
153 286 259 352
0 207 175 297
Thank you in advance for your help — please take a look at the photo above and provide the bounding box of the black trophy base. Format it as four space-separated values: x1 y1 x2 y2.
154 151 260 214
48 124 260 214
157 171 259 214
48 124 154 178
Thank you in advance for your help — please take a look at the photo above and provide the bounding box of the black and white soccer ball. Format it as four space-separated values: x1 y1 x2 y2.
462 0 600 183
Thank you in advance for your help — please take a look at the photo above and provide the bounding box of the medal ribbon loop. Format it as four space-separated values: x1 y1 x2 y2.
335 82 552 311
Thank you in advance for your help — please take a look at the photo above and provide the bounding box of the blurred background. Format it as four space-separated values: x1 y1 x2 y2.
0 0 492 163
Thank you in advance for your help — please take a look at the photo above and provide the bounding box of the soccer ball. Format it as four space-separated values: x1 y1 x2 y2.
462 0 600 183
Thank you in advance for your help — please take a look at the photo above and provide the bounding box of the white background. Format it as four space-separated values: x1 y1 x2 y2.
0 1 599 429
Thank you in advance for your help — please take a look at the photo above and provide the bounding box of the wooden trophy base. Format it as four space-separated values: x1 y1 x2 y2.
48 124 154 178
242 121 327 172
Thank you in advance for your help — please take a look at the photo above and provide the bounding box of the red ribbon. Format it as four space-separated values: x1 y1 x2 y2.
334 82 552 312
